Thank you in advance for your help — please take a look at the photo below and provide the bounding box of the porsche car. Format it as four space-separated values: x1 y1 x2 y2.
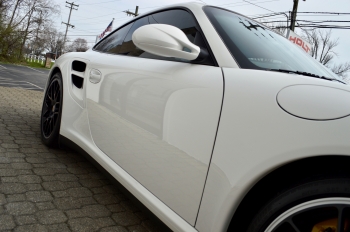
40 2 350 232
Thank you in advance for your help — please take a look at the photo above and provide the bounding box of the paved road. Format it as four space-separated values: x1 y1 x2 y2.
0 86 170 231
0 63 49 91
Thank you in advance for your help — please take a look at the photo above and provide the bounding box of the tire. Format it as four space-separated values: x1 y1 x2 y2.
247 178 350 232
40 72 63 147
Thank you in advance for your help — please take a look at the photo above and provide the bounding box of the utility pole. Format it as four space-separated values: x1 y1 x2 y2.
290 0 305 31
62 1 78 53
124 6 139 17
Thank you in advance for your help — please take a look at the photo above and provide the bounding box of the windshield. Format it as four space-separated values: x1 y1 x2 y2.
203 6 341 80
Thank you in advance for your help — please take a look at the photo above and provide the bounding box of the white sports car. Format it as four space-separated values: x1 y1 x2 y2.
41 2 350 232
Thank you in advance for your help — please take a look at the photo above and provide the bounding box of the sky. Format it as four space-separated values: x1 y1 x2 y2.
54 0 350 65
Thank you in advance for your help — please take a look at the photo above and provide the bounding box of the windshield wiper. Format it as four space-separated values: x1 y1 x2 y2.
267 69 346 84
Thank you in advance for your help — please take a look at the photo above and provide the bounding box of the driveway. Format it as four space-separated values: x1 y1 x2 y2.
0 86 169 231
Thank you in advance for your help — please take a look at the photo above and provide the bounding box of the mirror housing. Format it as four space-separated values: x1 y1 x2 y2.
132 24 204 61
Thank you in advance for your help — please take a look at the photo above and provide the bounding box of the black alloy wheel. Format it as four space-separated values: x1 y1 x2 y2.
40 72 63 147
247 178 350 232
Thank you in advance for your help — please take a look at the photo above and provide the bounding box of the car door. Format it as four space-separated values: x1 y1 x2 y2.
86 9 223 225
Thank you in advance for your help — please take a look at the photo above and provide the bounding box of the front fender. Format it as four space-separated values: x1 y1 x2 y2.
196 68 350 231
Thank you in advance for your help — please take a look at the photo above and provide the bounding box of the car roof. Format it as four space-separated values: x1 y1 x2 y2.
121 2 206 26
137 2 205 17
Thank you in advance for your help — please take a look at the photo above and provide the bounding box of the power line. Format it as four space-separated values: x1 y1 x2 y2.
272 25 350 29
251 12 288 19
297 12 350 15
217 0 280 11
139 5 162 10
262 20 350 23
82 0 120 5
74 16 128 25
72 11 124 22
217 0 275 7
249 12 349 18
297 15 349 17
242 0 276 13
71 17 130 33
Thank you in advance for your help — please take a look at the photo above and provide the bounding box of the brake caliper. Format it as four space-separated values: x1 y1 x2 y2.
312 218 349 232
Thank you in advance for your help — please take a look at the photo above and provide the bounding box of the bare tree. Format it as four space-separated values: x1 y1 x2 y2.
29 1 59 55
331 62 350 78
303 30 338 66
303 29 350 79
7 0 23 28
0 0 11 24
42 27 65 56
19 0 37 56
0 0 59 60
45 28 61 52
67 38 89 52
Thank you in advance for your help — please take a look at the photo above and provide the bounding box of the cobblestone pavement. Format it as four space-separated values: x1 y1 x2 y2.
0 86 168 232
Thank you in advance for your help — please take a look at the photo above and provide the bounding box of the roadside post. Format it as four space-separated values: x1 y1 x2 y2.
45 57 52 68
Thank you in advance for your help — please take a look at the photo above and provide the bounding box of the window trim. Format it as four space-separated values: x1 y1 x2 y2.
93 22 134 56
92 7 218 67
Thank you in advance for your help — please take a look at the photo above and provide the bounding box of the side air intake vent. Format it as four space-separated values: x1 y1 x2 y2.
72 60 86 72
72 74 84 89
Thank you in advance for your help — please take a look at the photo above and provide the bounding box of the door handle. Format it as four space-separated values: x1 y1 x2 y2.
89 69 102 84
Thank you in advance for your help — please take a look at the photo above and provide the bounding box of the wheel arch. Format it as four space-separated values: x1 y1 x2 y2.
228 155 350 231
46 67 62 90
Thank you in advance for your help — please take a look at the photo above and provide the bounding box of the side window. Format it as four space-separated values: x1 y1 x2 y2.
118 16 149 56
149 10 198 44
151 10 211 54
94 23 133 54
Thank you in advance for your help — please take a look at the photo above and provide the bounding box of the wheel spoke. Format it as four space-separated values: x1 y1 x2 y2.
43 119 48 132
43 100 50 112
47 88 53 102
49 85 53 100
51 115 55 130
42 108 50 117
52 83 56 99
49 118 53 134
44 118 50 136
337 206 345 232
54 103 60 112
287 219 301 232
54 83 60 101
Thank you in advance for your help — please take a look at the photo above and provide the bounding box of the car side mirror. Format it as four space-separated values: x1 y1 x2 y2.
132 24 207 61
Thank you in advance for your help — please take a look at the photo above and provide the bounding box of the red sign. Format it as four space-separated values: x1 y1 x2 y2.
287 30 312 54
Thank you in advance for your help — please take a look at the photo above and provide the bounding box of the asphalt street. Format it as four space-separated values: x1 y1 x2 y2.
0 63 49 91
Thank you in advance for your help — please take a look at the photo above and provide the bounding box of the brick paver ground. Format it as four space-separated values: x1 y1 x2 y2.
0 86 166 232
